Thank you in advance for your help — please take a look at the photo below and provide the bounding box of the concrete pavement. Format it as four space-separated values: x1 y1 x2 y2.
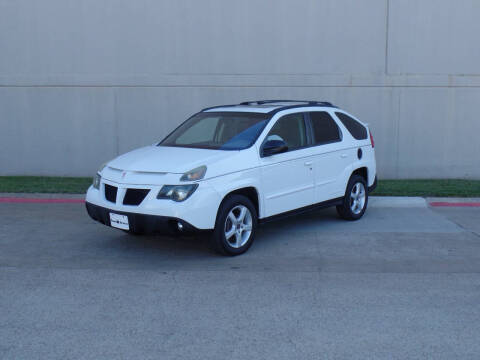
1 199 480 359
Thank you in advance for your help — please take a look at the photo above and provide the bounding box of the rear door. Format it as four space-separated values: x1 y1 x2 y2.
307 111 351 202
259 112 316 217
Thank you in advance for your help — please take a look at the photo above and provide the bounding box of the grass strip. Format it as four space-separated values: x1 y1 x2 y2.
0 177 479 197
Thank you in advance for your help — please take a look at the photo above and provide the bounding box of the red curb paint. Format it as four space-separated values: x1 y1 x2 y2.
430 202 480 207
0 197 85 204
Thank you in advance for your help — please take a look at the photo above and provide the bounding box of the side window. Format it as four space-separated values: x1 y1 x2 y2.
309 112 341 145
335 112 367 140
266 113 307 151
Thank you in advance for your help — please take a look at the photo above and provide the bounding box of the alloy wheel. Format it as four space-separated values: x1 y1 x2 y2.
224 205 253 248
350 182 366 215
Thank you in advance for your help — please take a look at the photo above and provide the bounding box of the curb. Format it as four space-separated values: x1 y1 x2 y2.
369 196 427 208
0 194 427 207
426 197 480 207
0 193 85 204
0 197 84 204
0 194 479 207
430 202 480 207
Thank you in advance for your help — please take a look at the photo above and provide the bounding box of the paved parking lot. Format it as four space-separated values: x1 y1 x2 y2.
1 199 480 359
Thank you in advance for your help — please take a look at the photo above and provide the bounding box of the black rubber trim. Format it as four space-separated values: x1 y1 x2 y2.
85 202 203 235
368 176 378 193
259 197 344 224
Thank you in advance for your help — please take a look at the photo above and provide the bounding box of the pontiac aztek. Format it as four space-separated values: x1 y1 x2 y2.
86 100 377 255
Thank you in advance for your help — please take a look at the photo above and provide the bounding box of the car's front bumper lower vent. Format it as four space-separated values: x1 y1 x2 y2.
123 189 150 206
104 184 118 203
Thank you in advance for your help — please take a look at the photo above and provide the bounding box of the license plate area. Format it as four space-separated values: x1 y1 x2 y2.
109 213 129 230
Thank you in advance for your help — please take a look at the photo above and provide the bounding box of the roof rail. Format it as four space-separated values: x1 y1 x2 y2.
201 104 239 112
201 100 336 113
239 99 334 107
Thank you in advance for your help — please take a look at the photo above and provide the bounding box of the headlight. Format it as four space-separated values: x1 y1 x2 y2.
92 163 107 190
93 173 101 189
180 166 207 182
157 184 199 202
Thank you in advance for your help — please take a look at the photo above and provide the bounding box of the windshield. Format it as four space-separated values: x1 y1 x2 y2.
159 112 270 150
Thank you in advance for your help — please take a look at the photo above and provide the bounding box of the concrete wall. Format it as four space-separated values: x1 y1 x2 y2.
1 0 479 178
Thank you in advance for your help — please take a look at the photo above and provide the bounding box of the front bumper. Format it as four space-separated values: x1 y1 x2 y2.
85 176 222 230
85 202 202 234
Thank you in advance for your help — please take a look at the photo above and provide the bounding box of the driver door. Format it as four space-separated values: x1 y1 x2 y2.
259 112 316 217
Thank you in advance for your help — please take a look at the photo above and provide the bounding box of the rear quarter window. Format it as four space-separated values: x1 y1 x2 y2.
335 112 368 140
309 112 342 145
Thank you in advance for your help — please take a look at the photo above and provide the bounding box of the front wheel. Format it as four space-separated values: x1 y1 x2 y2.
336 175 368 221
209 194 257 256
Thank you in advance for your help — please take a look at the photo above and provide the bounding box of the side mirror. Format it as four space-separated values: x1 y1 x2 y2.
262 139 288 157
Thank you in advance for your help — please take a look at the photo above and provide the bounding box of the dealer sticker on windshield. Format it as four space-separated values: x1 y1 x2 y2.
109 213 129 230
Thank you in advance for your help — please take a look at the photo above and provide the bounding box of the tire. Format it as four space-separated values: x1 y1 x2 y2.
209 194 258 256
336 175 368 221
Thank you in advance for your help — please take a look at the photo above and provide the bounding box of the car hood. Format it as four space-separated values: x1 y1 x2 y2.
106 145 236 175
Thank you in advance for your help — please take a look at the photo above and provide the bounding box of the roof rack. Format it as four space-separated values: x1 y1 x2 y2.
239 99 334 107
201 99 336 113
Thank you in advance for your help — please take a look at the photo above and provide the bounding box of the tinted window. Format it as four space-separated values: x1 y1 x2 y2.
266 113 307 151
160 112 269 150
335 112 367 140
309 112 341 145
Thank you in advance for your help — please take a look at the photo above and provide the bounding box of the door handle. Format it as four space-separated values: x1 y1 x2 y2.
304 161 313 166
341 154 348 158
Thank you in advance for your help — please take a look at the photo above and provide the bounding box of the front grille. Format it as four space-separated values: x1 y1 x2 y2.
104 184 118 203
123 188 150 206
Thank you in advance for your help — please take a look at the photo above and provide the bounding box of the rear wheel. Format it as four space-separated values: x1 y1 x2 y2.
209 195 257 256
336 175 368 220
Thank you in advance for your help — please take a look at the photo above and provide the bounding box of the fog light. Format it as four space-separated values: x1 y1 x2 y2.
177 222 184 231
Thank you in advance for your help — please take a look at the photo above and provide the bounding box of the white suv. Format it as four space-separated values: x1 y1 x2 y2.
86 100 377 255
